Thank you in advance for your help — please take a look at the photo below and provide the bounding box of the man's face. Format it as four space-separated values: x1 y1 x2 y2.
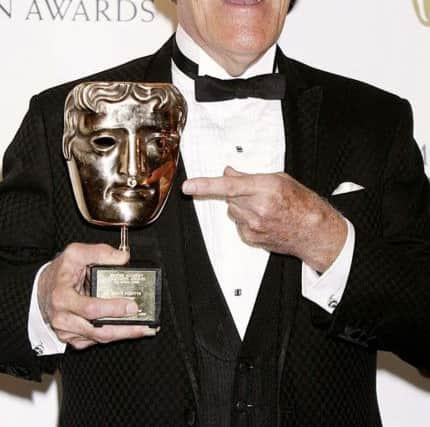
176 0 290 73
67 96 181 227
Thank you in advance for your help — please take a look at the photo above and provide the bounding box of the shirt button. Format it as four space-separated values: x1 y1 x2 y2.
235 401 254 412
235 145 244 153
234 289 242 296
238 360 254 373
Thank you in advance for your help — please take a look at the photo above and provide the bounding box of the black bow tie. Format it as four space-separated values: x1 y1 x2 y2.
172 40 286 102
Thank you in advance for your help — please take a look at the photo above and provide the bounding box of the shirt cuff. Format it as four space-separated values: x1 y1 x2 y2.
28 262 67 356
301 218 355 313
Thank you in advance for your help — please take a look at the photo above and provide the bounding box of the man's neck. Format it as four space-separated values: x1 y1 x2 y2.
175 25 277 79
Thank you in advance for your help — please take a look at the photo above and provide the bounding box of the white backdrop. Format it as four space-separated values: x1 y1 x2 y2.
0 0 429 425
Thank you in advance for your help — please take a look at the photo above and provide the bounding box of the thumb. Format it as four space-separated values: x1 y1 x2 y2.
64 243 130 269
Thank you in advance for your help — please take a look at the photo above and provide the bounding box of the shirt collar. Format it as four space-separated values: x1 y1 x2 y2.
175 24 277 80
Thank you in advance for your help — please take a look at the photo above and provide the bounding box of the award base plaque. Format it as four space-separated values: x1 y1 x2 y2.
86 226 162 327
88 263 161 327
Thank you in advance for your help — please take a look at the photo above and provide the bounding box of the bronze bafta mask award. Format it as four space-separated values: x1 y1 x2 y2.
63 82 187 326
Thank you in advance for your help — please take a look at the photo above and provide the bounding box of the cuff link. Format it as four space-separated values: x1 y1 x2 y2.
328 295 338 310
33 343 44 356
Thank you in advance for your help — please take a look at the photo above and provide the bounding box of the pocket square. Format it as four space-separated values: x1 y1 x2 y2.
331 182 365 196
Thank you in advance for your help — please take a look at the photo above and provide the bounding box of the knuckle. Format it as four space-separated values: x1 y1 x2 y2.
225 181 236 197
111 301 127 317
95 244 122 265
50 287 66 310
56 331 70 343
64 242 81 258
248 217 263 232
256 202 270 219
50 313 64 331
83 301 99 319
77 322 95 340
202 179 212 193
241 226 259 246
94 329 114 344
227 205 237 220
239 226 252 242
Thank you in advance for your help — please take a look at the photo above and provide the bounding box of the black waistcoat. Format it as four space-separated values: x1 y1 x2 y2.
179 175 285 427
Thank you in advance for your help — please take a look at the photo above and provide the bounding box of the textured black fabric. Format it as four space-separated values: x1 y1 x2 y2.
59 289 195 426
232 254 284 427
1 37 430 426
181 170 285 427
180 185 241 427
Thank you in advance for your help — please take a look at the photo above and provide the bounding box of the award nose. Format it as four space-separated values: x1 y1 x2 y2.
119 131 145 184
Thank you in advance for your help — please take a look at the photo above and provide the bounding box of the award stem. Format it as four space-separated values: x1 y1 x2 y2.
119 225 130 254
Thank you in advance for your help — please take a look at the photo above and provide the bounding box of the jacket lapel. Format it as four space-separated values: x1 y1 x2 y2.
143 37 200 404
276 51 323 418
278 52 323 190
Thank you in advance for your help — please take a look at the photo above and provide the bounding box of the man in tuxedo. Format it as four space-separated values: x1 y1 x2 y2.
1 0 430 425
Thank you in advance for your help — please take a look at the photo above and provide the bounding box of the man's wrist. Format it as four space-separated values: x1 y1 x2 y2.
301 218 355 313
28 262 67 356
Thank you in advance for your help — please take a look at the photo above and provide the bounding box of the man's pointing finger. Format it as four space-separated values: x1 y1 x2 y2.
182 176 253 198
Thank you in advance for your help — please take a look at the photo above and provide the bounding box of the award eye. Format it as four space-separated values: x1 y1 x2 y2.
156 139 165 150
144 135 179 167
146 138 165 155
149 135 178 151
91 136 117 152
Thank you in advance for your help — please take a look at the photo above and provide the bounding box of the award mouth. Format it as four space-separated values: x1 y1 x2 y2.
111 186 155 202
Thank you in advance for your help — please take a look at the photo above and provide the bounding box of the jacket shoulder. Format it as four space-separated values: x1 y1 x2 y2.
33 53 154 111
288 57 407 114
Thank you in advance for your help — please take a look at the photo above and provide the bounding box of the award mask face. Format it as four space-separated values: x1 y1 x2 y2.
63 82 187 227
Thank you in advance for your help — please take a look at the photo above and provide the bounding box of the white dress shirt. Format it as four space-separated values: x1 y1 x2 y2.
28 25 355 354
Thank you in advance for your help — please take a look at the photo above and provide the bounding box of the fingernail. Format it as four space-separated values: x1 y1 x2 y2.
144 327 157 336
182 181 195 194
126 302 138 315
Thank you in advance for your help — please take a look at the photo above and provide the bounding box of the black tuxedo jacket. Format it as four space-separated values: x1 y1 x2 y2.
1 37 430 426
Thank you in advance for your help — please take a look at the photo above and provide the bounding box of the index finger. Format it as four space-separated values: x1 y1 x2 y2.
182 176 254 198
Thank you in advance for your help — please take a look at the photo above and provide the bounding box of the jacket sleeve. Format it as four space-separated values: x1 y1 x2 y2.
325 99 430 370
0 95 60 381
